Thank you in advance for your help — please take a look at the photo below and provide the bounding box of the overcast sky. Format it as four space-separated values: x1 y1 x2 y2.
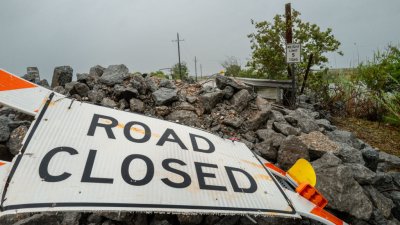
1 0 399 81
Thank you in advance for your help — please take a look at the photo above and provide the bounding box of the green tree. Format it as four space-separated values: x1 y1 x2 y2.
150 70 166 79
248 9 342 79
171 62 189 80
221 57 241 77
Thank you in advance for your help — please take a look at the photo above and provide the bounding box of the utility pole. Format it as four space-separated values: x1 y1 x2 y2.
200 64 203 79
172 33 184 79
285 3 296 107
194 56 198 82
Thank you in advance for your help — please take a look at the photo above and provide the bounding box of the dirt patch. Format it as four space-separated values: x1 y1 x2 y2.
333 117 400 157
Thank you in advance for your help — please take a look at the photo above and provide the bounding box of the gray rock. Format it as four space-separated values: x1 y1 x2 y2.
166 110 199 126
23 67 40 83
101 97 117 108
186 96 197 104
13 213 60 225
7 126 28 155
270 110 286 122
222 116 243 128
89 65 105 77
38 79 50 88
344 163 377 185
286 108 320 133
61 212 81 225
222 86 235 99
312 154 373 220
254 141 278 162
51 66 73 87
64 81 78 94
87 213 102 223
0 116 10 142
243 107 270 131
129 98 145 113
177 214 203 225
273 121 301 136
364 185 394 219
240 139 254 150
361 146 379 172
152 87 179 106
145 76 159 92
215 216 240 225
243 131 256 143
335 142 365 165
377 151 400 173
76 73 89 82
316 119 336 131
175 102 196 112
256 128 286 147
215 75 249 91
99 64 129 86
199 90 224 113
72 82 90 97
53 86 66 95
99 212 134 222
277 135 309 170
155 106 170 117
159 79 176 89
114 85 139 100
230 89 252 112
374 172 396 192
327 130 362 149
88 90 105 104
297 131 340 160
131 74 148 95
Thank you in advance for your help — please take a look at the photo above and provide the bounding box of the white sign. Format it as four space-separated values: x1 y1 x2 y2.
0 94 298 217
286 43 301 63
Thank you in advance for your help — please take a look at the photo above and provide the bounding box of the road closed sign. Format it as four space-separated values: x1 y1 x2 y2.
286 43 301 63
0 94 298 218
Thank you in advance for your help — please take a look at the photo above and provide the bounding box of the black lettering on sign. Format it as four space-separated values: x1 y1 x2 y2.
124 121 151 143
225 166 257 193
87 114 118 139
195 162 227 191
161 158 191 188
121 154 154 186
156 128 187 150
189 133 215 153
39 146 78 182
81 150 114 184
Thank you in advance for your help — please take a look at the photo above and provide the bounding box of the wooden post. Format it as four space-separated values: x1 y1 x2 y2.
300 53 314 94
285 3 296 107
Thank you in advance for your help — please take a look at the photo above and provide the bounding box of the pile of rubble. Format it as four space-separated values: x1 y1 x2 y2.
0 65 399 225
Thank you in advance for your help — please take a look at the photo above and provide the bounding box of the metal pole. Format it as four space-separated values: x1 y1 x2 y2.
194 56 198 82
177 33 182 80
285 3 296 107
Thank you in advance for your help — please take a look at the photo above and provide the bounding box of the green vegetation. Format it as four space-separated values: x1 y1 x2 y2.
171 62 189 80
150 70 167 79
247 9 342 79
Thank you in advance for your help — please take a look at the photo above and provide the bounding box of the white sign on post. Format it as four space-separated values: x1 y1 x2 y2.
286 43 301 63
0 94 298 218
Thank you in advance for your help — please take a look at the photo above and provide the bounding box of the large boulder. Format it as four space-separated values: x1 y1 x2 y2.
89 65 105 77
166 110 198 126
129 98 145 113
199 91 224 113
0 116 10 142
215 75 249 91
277 135 309 170
327 130 362 150
131 73 148 95
287 108 320 133
335 142 365 165
256 128 286 148
377 151 400 173
361 146 380 172
99 64 130 86
51 66 73 87
273 121 301 136
230 89 252 112
7 125 28 155
254 141 278 162
344 163 377 185
72 83 90 97
312 153 373 220
298 131 340 160
114 85 139 100
152 88 179 106
243 106 271 131
22 67 40 83
364 186 394 219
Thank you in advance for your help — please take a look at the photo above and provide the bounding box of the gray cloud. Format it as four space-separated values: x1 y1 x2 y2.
0 0 399 81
